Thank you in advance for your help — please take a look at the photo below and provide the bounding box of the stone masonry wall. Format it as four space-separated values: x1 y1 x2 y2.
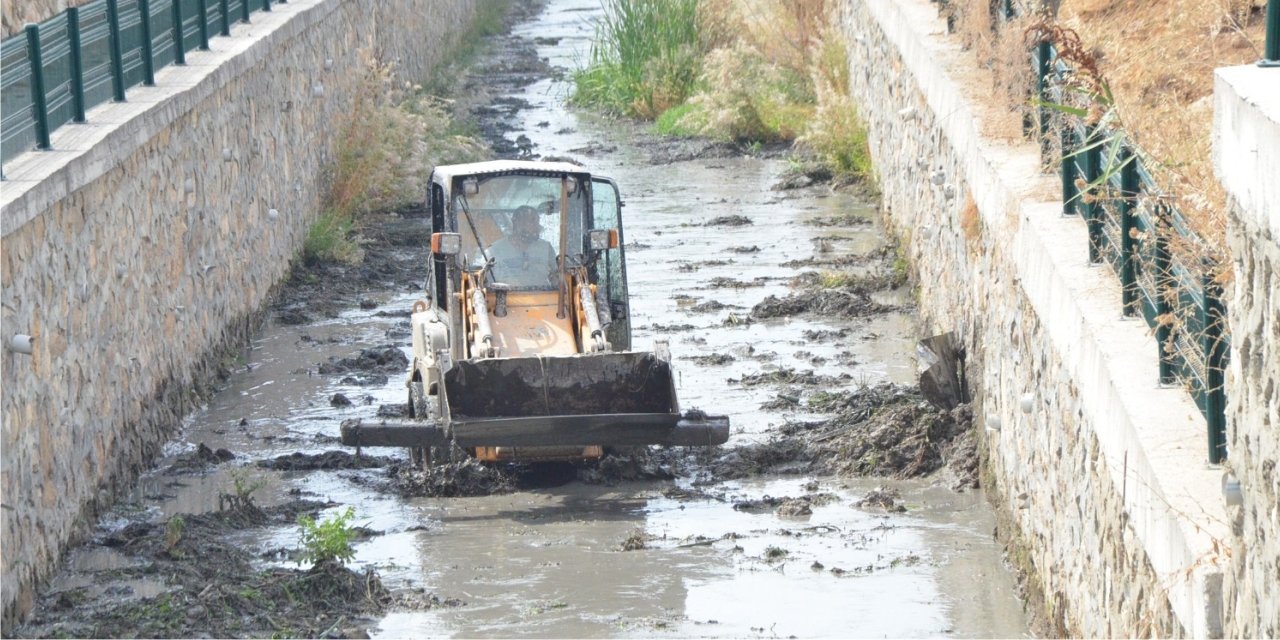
840 0 1231 636
0 0 476 629
1213 66 1280 639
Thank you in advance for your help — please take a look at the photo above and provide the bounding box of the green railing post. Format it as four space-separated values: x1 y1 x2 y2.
107 0 127 101
219 0 230 35
1119 147 1138 316
1083 125 1103 263
241 0 250 23
172 0 186 64
67 7 87 123
198 0 210 49
139 0 155 85
25 24 52 150
1037 42 1051 145
1202 273 1228 463
1261 0 1279 67
1153 205 1175 385
262 0 271 11
1061 127 1078 216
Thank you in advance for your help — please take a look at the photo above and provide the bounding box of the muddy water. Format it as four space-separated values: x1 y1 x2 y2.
28 1 1030 637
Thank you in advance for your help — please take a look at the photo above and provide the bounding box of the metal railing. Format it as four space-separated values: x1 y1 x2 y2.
1 0 280 173
1263 0 1279 67
1029 43 1230 464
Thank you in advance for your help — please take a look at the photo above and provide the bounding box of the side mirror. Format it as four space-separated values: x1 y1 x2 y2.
431 232 461 255
587 228 619 250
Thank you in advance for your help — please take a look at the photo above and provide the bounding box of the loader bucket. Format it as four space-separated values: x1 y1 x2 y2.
441 352 727 448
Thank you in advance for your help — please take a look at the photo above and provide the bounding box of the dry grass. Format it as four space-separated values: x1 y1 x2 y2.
1052 0 1266 249
944 0 1267 252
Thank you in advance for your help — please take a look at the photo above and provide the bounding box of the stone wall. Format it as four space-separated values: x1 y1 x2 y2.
2 0 92 38
1213 66 1280 639
839 0 1231 636
0 0 476 629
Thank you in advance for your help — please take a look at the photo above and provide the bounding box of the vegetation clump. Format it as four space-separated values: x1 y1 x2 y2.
571 0 703 118
305 49 489 265
574 0 873 184
297 506 358 568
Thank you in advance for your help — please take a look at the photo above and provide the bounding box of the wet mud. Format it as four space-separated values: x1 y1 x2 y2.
16 0 1030 637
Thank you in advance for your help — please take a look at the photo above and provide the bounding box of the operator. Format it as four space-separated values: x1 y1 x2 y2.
486 206 557 287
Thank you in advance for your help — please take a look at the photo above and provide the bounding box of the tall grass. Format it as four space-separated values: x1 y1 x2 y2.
799 29 872 182
305 50 488 266
571 0 702 118
574 0 871 182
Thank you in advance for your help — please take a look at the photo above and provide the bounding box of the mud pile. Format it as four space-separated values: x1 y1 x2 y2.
389 459 517 497
17 499 389 639
709 384 979 488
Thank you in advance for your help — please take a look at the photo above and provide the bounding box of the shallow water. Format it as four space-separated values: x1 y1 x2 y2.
35 1 1031 637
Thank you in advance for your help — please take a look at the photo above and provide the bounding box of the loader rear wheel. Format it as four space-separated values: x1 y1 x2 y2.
407 382 437 469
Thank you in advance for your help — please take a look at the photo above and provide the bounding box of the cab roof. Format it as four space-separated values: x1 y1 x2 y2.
431 160 602 184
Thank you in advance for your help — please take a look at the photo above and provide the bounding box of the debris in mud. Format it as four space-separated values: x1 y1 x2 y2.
317 345 409 375
648 322 697 332
856 488 907 512
776 498 814 517
165 443 235 474
803 328 852 341
708 384 979 486
708 276 767 289
730 367 849 388
789 270 901 292
762 545 790 562
257 450 396 471
759 394 801 411
377 403 410 418
342 373 391 387
728 245 761 253
703 214 753 227
331 393 353 407
806 213 874 227
619 530 648 551
732 495 788 512
18 498 386 639
772 161 832 190
390 458 515 497
689 300 740 313
277 309 312 325
752 289 893 319
579 451 676 485
685 353 735 366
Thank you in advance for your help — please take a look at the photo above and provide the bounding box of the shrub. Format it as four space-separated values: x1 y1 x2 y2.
682 43 815 143
297 506 358 568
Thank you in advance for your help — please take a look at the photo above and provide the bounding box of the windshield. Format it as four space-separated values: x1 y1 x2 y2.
454 174 586 289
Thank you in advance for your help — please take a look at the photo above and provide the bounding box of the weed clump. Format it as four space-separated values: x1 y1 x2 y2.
571 0 703 118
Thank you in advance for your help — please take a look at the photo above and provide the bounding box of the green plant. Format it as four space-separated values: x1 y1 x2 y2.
571 0 703 118
296 507 358 568
163 515 185 557
220 467 267 512
653 103 703 137
303 211 362 266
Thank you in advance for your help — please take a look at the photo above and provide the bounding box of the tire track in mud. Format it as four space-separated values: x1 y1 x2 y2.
15 1 1028 637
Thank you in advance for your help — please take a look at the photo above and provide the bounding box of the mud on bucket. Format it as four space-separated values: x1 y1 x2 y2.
443 352 677 420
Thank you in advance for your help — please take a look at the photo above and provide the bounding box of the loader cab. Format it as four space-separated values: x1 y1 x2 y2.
426 160 632 352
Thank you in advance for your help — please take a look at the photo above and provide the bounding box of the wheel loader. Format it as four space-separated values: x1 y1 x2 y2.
340 160 730 464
